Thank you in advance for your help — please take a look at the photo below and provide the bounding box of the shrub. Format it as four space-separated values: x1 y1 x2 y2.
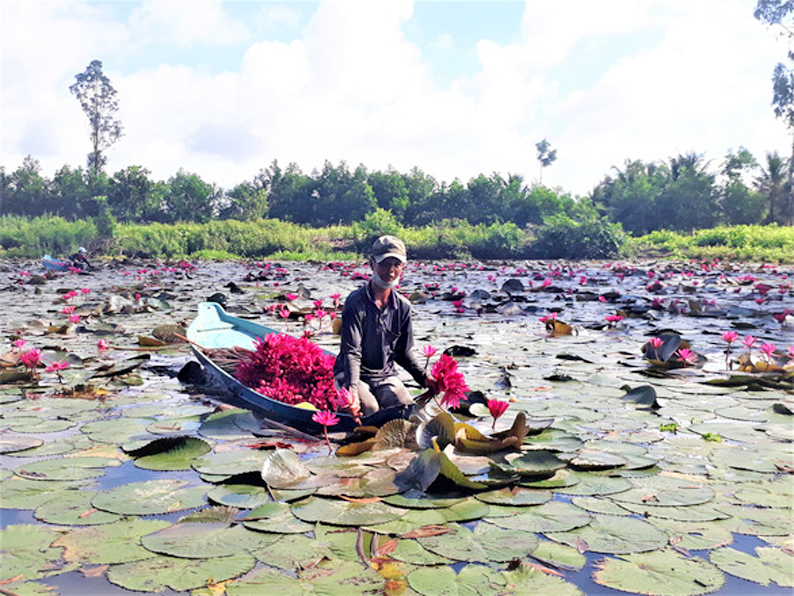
530 214 624 259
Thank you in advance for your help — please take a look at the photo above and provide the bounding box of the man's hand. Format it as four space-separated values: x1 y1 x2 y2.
425 375 438 395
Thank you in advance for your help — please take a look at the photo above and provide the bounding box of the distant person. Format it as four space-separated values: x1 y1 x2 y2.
69 247 92 270
334 235 436 416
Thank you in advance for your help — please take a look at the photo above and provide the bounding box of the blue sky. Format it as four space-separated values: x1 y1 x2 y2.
1 0 789 196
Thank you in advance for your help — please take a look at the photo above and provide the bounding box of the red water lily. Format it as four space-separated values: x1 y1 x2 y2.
430 354 469 410
487 399 509 430
675 348 698 366
312 409 339 455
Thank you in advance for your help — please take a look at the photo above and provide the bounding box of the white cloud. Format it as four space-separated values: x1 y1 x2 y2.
1 0 791 199
127 0 251 47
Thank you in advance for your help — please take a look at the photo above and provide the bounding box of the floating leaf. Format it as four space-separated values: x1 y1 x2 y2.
92 479 207 515
260 448 315 488
0 478 91 509
594 550 725 595
131 436 212 471
501 565 584 595
290 496 407 526
394 449 442 493
485 501 592 533
207 484 271 509
240 502 314 534
107 553 255 592
416 522 539 563
141 517 279 558
33 491 120 526
0 436 43 454
547 514 668 554
372 418 413 450
649 518 734 550
530 539 586 571
610 475 714 507
193 449 272 476
53 518 171 565
225 560 384 595
709 546 793 587
0 524 71 581
475 486 552 506
417 412 456 450
407 563 506 596
383 492 465 509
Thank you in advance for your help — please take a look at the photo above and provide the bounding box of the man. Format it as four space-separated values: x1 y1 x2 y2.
69 247 91 270
334 235 435 416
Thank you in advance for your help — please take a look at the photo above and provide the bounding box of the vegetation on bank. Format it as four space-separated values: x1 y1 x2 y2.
1 214 793 263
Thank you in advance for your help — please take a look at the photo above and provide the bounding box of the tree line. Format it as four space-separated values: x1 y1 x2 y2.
0 147 789 235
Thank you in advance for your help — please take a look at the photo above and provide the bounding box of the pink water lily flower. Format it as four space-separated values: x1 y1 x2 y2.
487 399 509 431
97 339 109 351
743 335 757 350
431 354 469 410
46 360 70 383
422 345 437 358
62 305 76 315
12 339 26 350
312 409 339 455
721 331 739 344
648 337 663 349
68 314 81 324
675 348 698 366
19 348 42 371
759 343 777 362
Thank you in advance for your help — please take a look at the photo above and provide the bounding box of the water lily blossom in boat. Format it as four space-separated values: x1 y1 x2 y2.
312 410 339 455
430 354 469 410
487 399 509 430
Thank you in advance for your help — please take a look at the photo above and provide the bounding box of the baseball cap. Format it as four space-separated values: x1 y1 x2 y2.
371 235 406 263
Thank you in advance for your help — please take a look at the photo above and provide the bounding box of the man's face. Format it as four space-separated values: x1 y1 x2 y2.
373 257 405 283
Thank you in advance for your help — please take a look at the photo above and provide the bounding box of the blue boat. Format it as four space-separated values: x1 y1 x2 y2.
186 302 413 434
42 254 70 272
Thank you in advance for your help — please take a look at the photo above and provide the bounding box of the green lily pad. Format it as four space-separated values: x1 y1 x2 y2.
610 475 714 506
5 434 97 458
530 540 586 571
649 518 734 550
0 524 70 581
131 436 212 470
192 449 272 476
389 537 454 565
520 469 580 489
0 436 44 454
259 448 316 488
417 411 456 450
501 450 567 477
207 484 271 509
80 417 155 444
547 514 669 554
0 478 91 509
485 501 592 533
92 479 207 515
570 496 632 516
617 501 731 522
568 449 628 470
4 416 76 433
710 445 789 474
553 473 632 496
52 518 171 564
709 546 794 587
249 531 357 571
408 564 506 596
199 409 260 441
15 456 119 481
290 496 407 526
594 550 725 595
225 560 384 595
394 448 443 493
383 492 465 509
316 467 400 497
240 502 315 534
416 522 539 563
141 517 280 558
475 486 552 506
367 498 491 534
107 553 256 592
501 565 584 595
715 503 794 536
34 490 120 526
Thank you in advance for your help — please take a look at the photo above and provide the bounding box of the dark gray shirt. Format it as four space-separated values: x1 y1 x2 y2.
334 282 426 391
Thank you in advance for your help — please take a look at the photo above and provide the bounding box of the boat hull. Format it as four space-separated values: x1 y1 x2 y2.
187 302 412 434
43 255 69 272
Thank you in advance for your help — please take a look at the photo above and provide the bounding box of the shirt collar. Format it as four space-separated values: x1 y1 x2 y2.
365 281 397 309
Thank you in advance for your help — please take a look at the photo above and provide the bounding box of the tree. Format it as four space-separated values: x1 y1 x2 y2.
218 181 269 221
720 148 764 225
108 166 160 222
69 60 124 177
755 1 794 224
535 139 557 184
756 151 789 223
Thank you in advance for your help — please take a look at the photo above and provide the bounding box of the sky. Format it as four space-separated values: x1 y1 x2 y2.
1 0 791 197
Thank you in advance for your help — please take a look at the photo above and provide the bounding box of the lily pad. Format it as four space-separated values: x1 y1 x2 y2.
389 537 455 565
530 539 586 571
107 553 256 592
593 550 725 595
260 448 315 488
34 490 120 526
501 565 584 595
501 450 567 477
0 477 91 509
649 518 734 550
4 416 76 433
547 514 669 554
553 473 632 496
193 449 272 476
92 479 207 515
141 516 279 558
0 436 44 454
416 522 539 563
207 484 271 509
240 501 315 534
408 563 507 596
224 560 384 595
0 524 70 581
52 518 171 564
475 486 552 506
290 496 408 526
485 501 592 533
131 436 212 471
709 546 794 587
610 475 714 507
15 455 119 481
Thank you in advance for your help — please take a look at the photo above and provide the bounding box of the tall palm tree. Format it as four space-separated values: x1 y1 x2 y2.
755 151 788 224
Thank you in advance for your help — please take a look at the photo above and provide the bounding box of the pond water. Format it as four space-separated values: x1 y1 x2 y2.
0 257 792 595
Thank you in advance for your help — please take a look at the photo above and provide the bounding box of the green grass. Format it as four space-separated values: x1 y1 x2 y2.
632 225 794 263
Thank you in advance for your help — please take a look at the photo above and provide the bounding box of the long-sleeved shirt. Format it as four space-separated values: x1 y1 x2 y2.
333 282 426 392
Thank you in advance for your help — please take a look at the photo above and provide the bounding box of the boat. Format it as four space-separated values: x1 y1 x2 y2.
42 254 70 272
186 302 413 434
